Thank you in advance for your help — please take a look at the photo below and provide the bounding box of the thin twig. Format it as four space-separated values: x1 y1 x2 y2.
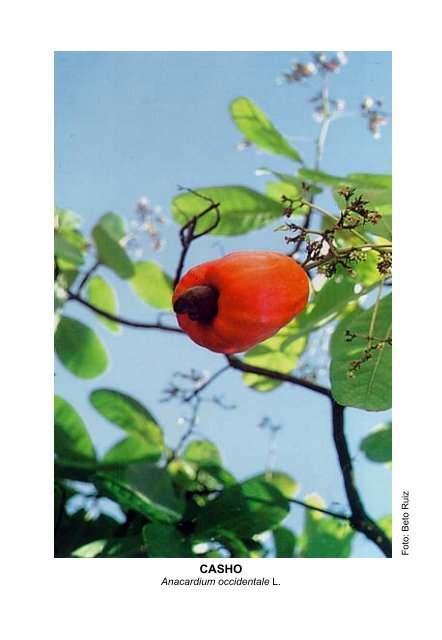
76 260 100 295
66 289 183 333
184 364 231 402
173 188 221 288
289 497 350 521
167 398 202 463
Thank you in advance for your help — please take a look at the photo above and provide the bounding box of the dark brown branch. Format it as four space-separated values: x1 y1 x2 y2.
226 354 332 398
173 189 221 288
66 290 183 333
76 259 100 294
331 401 392 557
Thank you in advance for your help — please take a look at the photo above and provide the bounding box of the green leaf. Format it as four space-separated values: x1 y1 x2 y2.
127 463 184 520
97 212 127 241
183 440 222 468
265 182 309 216
55 316 109 379
256 168 322 194
86 275 119 333
242 319 307 391
54 395 96 462
360 422 392 463
130 261 174 310
330 293 392 410
54 233 85 268
181 440 234 491
71 539 109 558
230 97 303 163
281 260 381 350
273 526 297 558
89 389 164 454
72 536 143 558
55 509 120 558
217 532 251 558
299 170 392 204
346 173 392 203
97 469 183 523
102 434 163 465
368 203 392 241
378 514 392 541
249 471 299 498
195 478 289 538
92 225 134 279
55 206 81 231
299 494 354 558
172 186 283 236
332 174 392 240
298 168 345 187
142 523 193 558
300 170 392 238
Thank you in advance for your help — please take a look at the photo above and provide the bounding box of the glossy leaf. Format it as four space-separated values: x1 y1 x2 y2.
142 523 193 557
230 97 303 162
55 509 120 558
55 316 109 379
281 261 380 350
332 174 392 240
217 532 251 558
249 471 298 498
273 526 297 558
299 494 354 558
362 203 392 241
130 261 174 310
256 168 322 194
330 294 392 410
54 233 84 268
298 168 345 187
299 169 392 203
183 440 222 468
97 212 127 241
242 319 307 391
54 395 96 462
172 186 283 236
90 389 164 453
55 206 81 231
195 478 289 538
265 182 309 216
102 434 163 465
87 275 119 333
92 225 134 279
360 422 392 463
127 463 185 520
97 469 183 523
72 536 143 558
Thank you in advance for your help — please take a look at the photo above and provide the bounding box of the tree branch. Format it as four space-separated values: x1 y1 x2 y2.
66 290 183 333
226 354 332 398
183 364 231 402
173 188 221 288
76 259 100 294
331 401 392 557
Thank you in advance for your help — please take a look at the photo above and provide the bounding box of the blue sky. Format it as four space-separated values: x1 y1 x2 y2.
55 51 392 557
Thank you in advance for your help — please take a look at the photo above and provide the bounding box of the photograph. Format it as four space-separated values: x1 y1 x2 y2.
54 51 392 559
